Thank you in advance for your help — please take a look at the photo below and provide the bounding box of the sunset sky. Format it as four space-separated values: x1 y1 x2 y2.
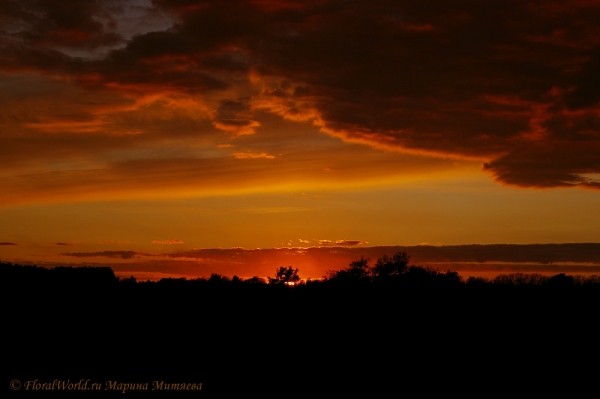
1 0 599 280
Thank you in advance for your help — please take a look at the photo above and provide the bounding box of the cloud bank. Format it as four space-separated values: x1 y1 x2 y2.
1 0 600 197
54 244 600 281
61 251 146 260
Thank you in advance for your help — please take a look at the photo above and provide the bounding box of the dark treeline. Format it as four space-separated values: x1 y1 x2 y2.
4 253 600 289
1 263 119 287
3 255 600 397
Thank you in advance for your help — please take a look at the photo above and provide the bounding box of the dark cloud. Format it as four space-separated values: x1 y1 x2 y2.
1 0 600 189
564 52 600 110
0 0 123 50
483 140 600 188
37 244 600 281
0 242 17 245
335 240 368 246
165 243 600 264
317 240 369 246
62 251 146 259
53 242 75 246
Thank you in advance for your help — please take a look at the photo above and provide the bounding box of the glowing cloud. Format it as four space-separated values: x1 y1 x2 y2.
233 152 276 160
1 0 600 208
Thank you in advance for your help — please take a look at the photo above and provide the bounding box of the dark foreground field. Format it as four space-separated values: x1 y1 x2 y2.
3 261 600 397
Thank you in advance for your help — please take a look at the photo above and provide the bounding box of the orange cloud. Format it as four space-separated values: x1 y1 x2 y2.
211 98 261 136
233 152 275 159
1 0 600 192
213 119 260 136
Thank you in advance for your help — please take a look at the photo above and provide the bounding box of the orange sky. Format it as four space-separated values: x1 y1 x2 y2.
1 0 600 279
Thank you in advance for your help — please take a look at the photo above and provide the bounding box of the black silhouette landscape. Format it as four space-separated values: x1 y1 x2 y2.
3 0 600 396
4 252 599 397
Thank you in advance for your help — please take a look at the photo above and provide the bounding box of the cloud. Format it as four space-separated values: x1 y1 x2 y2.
212 98 260 136
233 152 275 159
0 242 17 245
8 245 600 282
1 0 600 191
318 239 368 246
152 239 184 245
61 251 145 259
0 0 124 51
213 119 260 136
108 244 600 280
53 242 75 246
335 240 368 246
483 132 600 189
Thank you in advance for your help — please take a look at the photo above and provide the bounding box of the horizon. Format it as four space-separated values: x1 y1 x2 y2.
4 243 600 282
1 1 599 280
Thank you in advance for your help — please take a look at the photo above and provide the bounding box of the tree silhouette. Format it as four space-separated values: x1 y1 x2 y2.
268 266 301 285
372 252 410 279
208 273 230 283
325 256 372 282
347 256 372 280
120 275 137 284
244 276 267 284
